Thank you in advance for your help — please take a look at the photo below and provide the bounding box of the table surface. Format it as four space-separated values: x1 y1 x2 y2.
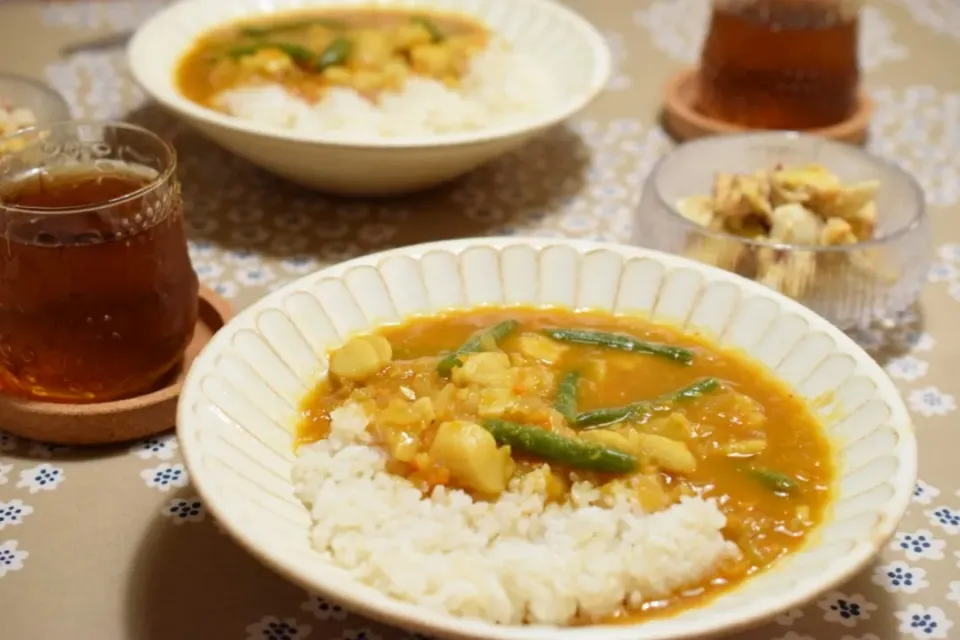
2 1 960 638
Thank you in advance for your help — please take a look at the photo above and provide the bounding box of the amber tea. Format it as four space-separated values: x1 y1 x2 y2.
0 122 198 403
697 0 861 130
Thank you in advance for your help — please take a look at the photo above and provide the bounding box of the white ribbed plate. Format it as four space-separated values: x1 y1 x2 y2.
177 238 916 640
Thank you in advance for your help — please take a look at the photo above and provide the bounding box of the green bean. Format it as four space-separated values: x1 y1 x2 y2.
575 406 639 430
411 15 445 42
316 37 352 70
543 328 694 365
575 377 721 429
482 419 637 474
224 37 350 71
554 371 581 423
747 467 799 495
668 377 720 401
437 320 518 375
225 42 316 65
239 18 346 38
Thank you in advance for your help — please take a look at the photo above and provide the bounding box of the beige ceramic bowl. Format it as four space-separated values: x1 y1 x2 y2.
127 0 610 196
177 237 916 640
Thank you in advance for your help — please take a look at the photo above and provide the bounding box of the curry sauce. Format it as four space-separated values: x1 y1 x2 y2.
177 8 490 107
297 307 834 623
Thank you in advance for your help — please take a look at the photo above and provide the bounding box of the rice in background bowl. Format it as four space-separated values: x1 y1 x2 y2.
217 40 556 139
128 0 610 195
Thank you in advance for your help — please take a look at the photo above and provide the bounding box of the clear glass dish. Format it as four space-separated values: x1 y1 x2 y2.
0 72 71 132
633 132 931 330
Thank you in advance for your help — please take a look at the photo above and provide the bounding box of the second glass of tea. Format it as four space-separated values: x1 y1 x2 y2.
0 121 199 403
697 0 862 130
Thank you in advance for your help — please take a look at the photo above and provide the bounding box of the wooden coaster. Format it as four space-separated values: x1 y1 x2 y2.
662 67 873 145
0 286 233 446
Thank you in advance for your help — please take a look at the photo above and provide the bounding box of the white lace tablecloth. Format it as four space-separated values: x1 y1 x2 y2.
1 1 960 638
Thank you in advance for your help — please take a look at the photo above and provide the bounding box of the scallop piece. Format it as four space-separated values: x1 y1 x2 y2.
329 335 393 381
675 195 716 228
820 218 858 246
822 180 881 220
769 203 823 245
429 421 514 496
848 201 878 240
770 164 841 207
628 432 697 474
713 173 773 229
350 29 394 71
238 48 295 76
739 171 774 218
451 352 514 388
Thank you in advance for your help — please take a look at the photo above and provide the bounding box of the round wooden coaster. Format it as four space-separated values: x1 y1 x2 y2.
0 286 233 446
662 67 873 145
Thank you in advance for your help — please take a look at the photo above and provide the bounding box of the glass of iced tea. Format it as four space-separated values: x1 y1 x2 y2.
697 0 862 130
0 121 199 403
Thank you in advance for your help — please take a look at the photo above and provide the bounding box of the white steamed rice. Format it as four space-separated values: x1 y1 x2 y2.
292 403 740 626
215 39 555 138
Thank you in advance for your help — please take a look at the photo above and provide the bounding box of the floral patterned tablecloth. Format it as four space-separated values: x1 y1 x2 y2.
1 1 959 638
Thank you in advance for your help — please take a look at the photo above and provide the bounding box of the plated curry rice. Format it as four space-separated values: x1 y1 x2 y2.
292 308 834 626
176 7 554 137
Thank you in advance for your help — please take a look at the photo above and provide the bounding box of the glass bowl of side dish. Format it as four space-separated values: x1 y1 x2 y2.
177 237 916 640
127 0 610 196
0 73 71 152
632 131 931 331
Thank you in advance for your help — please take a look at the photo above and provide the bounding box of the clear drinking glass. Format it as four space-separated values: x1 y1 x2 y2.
0 121 199 403
697 0 863 130
632 132 930 330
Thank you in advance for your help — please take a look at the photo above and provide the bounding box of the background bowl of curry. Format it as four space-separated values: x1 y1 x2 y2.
127 0 611 196
177 237 916 639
